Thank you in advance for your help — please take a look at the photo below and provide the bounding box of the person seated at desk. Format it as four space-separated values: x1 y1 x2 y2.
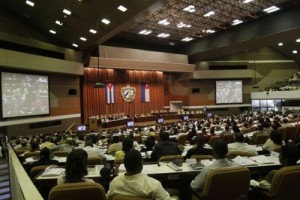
107 149 179 200
228 133 258 155
32 147 59 167
82 140 106 160
190 139 240 191
185 135 213 159
262 130 282 153
57 149 94 184
114 138 134 162
108 136 122 155
151 132 181 162
40 136 57 150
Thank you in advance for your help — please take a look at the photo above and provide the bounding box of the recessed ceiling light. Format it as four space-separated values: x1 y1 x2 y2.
80 37 87 41
49 30 56 34
26 0 34 7
89 29 97 34
278 42 283 46
157 33 170 38
204 11 215 17
242 0 254 3
232 19 243 26
158 19 170 25
55 20 63 26
117 5 127 12
72 43 78 47
177 22 191 28
169 42 175 46
63 9 72 15
296 39 300 43
139 29 152 35
293 50 298 54
101 18 110 24
181 37 194 42
204 29 215 33
263 6 280 13
183 5 196 13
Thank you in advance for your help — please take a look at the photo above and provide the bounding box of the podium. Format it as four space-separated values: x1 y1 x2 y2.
88 117 98 130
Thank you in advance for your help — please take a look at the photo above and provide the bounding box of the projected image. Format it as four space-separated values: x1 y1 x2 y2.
216 80 243 104
1 72 50 118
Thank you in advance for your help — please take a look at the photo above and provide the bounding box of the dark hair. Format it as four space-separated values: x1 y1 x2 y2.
112 136 120 143
235 133 244 143
84 140 94 147
270 130 282 145
196 135 205 148
30 141 39 151
212 139 228 158
124 149 142 173
65 149 88 183
122 138 134 153
40 147 51 160
159 132 169 141
280 143 300 166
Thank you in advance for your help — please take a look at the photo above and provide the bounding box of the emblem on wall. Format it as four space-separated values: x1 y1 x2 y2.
121 85 136 102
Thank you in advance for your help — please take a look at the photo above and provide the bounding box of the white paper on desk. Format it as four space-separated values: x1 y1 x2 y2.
25 157 39 163
250 155 274 164
41 167 65 177
250 179 259 187
232 156 257 166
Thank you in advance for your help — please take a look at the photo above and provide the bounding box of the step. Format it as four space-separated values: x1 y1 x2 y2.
0 176 9 182
0 182 9 189
0 170 8 176
0 165 8 171
0 193 11 200
0 187 10 195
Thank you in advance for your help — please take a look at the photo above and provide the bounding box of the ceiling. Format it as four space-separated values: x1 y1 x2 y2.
0 0 300 63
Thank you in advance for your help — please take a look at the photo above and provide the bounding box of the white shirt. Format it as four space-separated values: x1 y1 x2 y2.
228 142 258 155
82 146 106 159
107 173 176 200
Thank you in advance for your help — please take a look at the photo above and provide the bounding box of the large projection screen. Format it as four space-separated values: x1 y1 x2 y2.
1 72 50 118
216 80 243 104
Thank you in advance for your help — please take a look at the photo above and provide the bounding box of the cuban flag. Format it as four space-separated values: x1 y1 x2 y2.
105 83 115 104
141 83 150 102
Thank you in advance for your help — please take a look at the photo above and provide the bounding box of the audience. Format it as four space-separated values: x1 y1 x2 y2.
114 137 134 162
32 147 59 167
57 149 94 184
185 135 213 159
108 136 122 155
82 139 106 160
107 149 179 200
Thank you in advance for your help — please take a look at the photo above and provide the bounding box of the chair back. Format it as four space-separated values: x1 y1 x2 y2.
269 165 300 200
23 151 40 159
111 194 152 200
202 166 250 200
285 126 298 141
222 134 234 144
277 127 287 140
158 155 183 162
30 165 53 180
209 136 221 146
227 150 255 159
254 134 269 145
177 134 188 145
191 155 214 162
87 157 103 166
48 182 106 200
53 151 69 157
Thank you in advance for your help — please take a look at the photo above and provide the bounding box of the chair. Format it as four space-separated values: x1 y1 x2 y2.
277 127 287 140
87 157 103 166
30 165 54 180
260 165 300 200
254 134 270 145
53 151 69 157
227 150 255 159
285 126 298 142
208 136 221 146
23 151 40 159
192 166 250 200
177 134 188 145
111 195 152 200
158 155 184 162
48 182 106 200
191 155 214 162
222 134 234 144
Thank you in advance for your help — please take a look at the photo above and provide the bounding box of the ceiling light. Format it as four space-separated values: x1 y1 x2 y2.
177 22 191 28
72 43 78 47
278 42 283 46
139 29 152 35
296 39 300 43
55 20 63 26
181 37 194 42
183 5 196 13
80 37 87 41
293 50 298 54
242 0 254 3
26 0 34 7
89 29 97 34
204 11 215 17
101 18 110 24
117 5 127 12
169 42 175 46
263 6 280 13
49 30 56 34
158 19 170 26
63 9 72 15
157 33 170 38
232 19 243 26
204 29 215 33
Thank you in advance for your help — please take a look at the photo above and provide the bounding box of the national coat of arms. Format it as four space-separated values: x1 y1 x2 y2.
121 85 136 102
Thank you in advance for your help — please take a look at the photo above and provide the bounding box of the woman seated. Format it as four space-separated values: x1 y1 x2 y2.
114 137 134 162
57 149 94 184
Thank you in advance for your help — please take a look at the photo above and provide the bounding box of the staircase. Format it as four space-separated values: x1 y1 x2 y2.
0 161 10 200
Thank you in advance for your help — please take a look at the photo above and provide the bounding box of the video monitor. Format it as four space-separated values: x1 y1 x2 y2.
216 80 243 104
207 112 213 118
77 124 87 132
1 71 50 118
157 118 164 124
127 120 134 127
183 115 189 121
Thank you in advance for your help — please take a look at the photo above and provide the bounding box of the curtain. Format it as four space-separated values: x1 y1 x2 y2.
83 68 164 123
